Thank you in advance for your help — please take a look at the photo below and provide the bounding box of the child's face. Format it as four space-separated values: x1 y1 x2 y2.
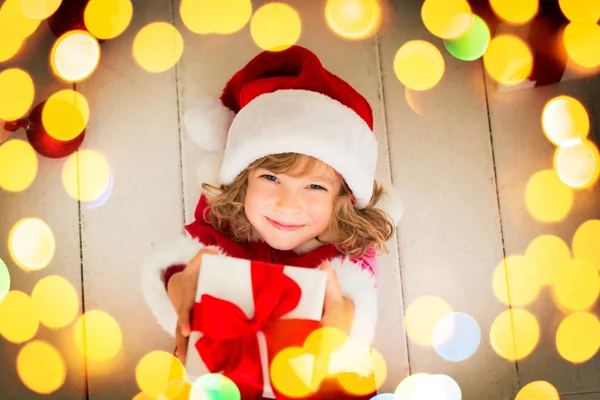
244 161 342 251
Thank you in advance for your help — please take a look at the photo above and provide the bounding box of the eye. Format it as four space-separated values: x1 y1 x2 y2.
309 184 327 191
260 174 278 182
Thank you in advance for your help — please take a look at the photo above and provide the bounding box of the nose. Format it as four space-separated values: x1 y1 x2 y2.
274 188 301 214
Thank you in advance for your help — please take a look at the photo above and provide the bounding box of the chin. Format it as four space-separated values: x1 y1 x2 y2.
263 235 303 251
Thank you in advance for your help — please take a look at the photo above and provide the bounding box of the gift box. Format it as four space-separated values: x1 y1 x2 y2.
185 254 327 399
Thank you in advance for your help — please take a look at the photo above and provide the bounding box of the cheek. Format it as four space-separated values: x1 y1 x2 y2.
308 198 335 227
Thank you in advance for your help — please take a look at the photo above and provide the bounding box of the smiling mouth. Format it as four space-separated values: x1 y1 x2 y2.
266 217 305 231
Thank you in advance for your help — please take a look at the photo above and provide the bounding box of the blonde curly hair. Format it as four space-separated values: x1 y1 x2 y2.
201 153 395 258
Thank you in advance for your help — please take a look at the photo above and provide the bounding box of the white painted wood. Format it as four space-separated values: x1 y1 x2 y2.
76 1 183 398
378 0 519 398
485 60 600 392
0 22 86 399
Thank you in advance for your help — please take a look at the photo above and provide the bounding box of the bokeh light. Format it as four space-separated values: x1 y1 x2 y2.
490 0 539 25
84 170 114 209
0 28 24 63
542 95 590 146
559 0 600 23
432 312 481 362
160 380 193 400
553 259 600 311
421 0 472 40
393 40 445 91
9 218 55 271
62 149 111 202
0 139 38 192
483 35 533 86
0 258 9 303
73 310 122 361
325 0 381 40
336 347 387 395
84 0 133 40
556 312 600 363
525 169 573 223
492 255 541 307
189 374 240 400
304 327 348 390
136 351 186 399
0 0 41 40
17 340 66 394
180 0 251 35
443 15 490 61
370 394 395 400
394 373 462 400
515 381 559 400
525 235 571 285
42 89 90 141
563 22 600 69
133 22 184 73
554 139 600 188
0 290 39 343
250 2 301 52
51 30 101 83
271 347 316 398
405 296 453 346
573 219 600 270
133 393 155 400
20 0 62 20
490 309 539 360
0 68 35 121
31 275 79 329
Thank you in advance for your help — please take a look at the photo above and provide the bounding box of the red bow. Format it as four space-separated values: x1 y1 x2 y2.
192 262 313 399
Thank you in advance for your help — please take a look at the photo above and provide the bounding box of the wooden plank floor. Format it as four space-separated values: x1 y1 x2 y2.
1 0 600 399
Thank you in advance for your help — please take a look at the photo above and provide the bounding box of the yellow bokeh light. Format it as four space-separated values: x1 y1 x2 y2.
541 95 590 146
31 275 79 329
133 393 155 400
135 350 186 399
51 30 101 83
553 259 600 311
573 219 600 270
304 327 348 389
160 380 193 400
405 296 453 346
17 340 66 394
563 22 600 69
42 89 89 141
525 235 571 285
421 0 472 39
554 139 600 189
515 381 559 400
133 22 183 73
483 35 533 86
74 310 122 361
490 309 539 360
0 28 24 62
0 0 41 39
9 218 55 271
0 139 38 192
20 0 62 20
556 312 600 363
336 347 387 396
84 0 133 40
325 0 381 40
0 68 35 121
394 373 431 398
250 2 301 52
492 255 541 307
393 40 445 91
525 169 573 223
490 0 538 25
180 0 251 35
271 347 316 398
61 149 111 202
0 290 39 343
559 0 600 23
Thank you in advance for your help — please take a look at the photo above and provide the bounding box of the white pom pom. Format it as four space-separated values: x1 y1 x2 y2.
196 151 225 193
184 98 235 152
376 181 404 227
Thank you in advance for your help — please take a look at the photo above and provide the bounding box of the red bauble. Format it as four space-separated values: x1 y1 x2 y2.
48 0 105 43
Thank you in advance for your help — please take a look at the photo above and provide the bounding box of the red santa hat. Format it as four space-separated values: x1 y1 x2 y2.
185 45 403 225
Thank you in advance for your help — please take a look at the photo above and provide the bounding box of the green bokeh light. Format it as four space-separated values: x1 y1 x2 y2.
443 15 490 61
0 258 9 303
190 374 241 400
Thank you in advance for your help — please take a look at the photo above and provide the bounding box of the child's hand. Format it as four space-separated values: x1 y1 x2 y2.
319 261 355 336
167 247 219 364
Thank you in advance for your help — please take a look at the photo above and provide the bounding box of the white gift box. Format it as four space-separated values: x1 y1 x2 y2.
185 254 327 398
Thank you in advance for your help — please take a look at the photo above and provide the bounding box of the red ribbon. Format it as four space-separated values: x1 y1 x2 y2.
192 262 320 399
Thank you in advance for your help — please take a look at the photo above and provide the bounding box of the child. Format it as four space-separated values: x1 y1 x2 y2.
141 45 403 396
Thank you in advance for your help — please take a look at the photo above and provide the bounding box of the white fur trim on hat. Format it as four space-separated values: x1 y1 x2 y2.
219 89 379 209
140 235 226 336
376 181 404 227
184 97 235 152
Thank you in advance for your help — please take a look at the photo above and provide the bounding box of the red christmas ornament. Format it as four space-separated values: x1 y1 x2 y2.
48 0 105 43
2 102 85 159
